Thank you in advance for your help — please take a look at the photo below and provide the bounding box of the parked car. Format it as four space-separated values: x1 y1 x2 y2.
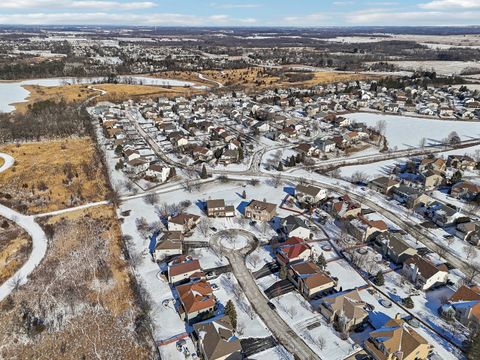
267 301 276 310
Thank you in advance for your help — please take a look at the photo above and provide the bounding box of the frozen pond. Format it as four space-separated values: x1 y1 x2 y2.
0 75 197 113
344 112 480 149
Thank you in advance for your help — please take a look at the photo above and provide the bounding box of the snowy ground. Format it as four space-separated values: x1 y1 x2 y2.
343 113 480 150
271 291 360 360
210 273 271 339
326 259 368 291
249 346 294 360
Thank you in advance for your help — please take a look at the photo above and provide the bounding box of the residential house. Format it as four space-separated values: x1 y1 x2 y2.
345 215 388 242
403 255 449 290
176 280 216 323
168 213 201 234
206 199 235 218
421 170 445 190
280 215 311 239
424 201 461 227
368 177 400 195
451 181 480 202
192 146 214 162
320 289 368 332
373 233 418 264
295 143 319 157
447 155 477 171
218 149 239 165
125 158 149 175
275 237 313 266
145 164 171 183
314 139 336 153
168 256 204 284
152 231 183 261
444 285 480 328
193 316 243 360
328 195 362 219
288 261 335 299
455 221 480 245
296 184 327 205
364 315 432 360
391 185 422 208
244 200 277 222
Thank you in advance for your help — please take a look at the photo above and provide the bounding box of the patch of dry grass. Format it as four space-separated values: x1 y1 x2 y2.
94 83 203 103
0 205 154 359
14 84 99 113
0 217 32 285
0 157 4 168
0 138 109 214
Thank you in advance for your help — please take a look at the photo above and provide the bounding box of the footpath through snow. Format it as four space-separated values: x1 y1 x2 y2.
0 204 48 302
0 152 48 301
0 153 14 173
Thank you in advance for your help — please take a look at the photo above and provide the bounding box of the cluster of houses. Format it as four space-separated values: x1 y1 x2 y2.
166 255 243 359
365 154 480 246
93 103 175 183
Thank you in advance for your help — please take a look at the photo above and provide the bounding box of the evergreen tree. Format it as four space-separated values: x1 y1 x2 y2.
305 129 311 137
403 296 414 309
295 153 302 164
114 144 123 155
451 170 462 184
278 162 284 171
200 164 208 179
316 253 326 270
238 147 244 161
242 190 247 199
467 330 480 360
374 271 385 286
224 300 237 329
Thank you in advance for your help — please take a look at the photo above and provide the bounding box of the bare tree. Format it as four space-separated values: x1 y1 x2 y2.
464 244 477 261
287 305 297 319
144 192 159 205
418 137 426 148
376 119 387 136
316 336 326 351
198 217 210 237
272 173 282 188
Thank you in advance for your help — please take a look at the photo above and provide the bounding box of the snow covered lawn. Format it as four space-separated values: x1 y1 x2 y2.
343 113 480 150
326 259 368 291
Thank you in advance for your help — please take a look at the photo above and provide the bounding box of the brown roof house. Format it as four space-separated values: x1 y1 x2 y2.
296 184 328 205
152 231 183 261
364 314 432 360
368 177 400 195
168 213 201 234
319 289 368 332
455 221 480 246
206 199 236 218
244 200 277 222
288 261 335 299
176 280 216 323
193 316 242 360
168 256 205 284
402 255 448 291
443 285 480 328
373 233 418 264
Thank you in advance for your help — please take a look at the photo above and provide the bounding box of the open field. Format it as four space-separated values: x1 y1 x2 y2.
12 83 204 112
94 83 204 102
0 205 154 359
0 138 109 214
0 216 32 285
13 84 99 113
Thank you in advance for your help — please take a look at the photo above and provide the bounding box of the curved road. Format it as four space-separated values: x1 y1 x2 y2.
212 229 321 360
0 153 48 302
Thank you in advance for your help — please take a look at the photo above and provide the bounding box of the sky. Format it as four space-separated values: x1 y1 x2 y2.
0 0 479 26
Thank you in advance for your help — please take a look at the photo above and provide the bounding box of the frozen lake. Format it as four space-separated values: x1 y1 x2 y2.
0 76 197 113
344 112 480 149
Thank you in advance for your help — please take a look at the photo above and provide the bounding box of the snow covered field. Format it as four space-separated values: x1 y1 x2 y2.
344 113 480 150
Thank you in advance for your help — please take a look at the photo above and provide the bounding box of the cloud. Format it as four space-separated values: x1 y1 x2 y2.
419 0 480 10
209 3 262 9
0 12 258 26
333 1 355 5
0 0 156 10
346 8 480 25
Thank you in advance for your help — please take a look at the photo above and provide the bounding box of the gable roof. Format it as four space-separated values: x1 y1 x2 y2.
404 255 448 279
176 280 216 315
193 316 242 360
